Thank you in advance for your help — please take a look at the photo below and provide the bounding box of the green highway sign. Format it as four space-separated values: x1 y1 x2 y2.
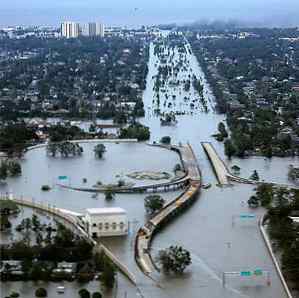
254 269 263 276
240 271 251 277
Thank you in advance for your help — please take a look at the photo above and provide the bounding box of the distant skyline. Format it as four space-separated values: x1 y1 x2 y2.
1 0 299 28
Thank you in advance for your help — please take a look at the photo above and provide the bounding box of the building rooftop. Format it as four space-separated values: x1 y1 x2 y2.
86 207 126 215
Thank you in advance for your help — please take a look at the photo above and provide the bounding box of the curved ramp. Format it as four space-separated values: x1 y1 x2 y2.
135 144 201 276
3 197 137 286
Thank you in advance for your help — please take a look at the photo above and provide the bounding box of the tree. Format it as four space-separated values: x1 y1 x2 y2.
0 161 8 181
256 184 273 207
224 139 236 159
218 122 228 138
247 195 259 208
94 144 106 159
160 136 171 144
159 245 191 274
0 215 12 231
78 289 90 298
250 170 260 181
35 288 47 297
101 257 116 289
119 123 150 141
144 195 165 214
104 189 115 201
174 163 182 173
7 160 22 176
92 292 102 298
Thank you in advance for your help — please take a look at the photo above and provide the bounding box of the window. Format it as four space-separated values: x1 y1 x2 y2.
119 222 124 229
105 222 109 230
112 222 117 230
92 223 97 227
99 223 103 230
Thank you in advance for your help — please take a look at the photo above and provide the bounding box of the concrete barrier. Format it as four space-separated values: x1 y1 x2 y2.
3 197 138 286
259 215 293 298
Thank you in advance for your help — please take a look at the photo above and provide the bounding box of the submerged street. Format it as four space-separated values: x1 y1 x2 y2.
2 31 298 298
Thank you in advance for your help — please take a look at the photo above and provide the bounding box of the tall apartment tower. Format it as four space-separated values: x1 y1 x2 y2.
61 22 80 38
96 22 105 37
83 22 105 37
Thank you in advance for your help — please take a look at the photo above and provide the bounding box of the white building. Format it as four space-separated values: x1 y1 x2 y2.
61 22 80 38
85 208 128 238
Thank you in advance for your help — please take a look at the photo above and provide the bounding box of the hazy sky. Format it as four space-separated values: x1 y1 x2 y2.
1 0 299 27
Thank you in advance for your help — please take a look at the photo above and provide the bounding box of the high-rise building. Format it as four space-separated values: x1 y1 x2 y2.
61 22 80 38
95 22 105 37
82 22 105 37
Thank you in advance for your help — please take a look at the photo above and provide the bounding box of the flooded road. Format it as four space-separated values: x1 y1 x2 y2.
1 32 297 298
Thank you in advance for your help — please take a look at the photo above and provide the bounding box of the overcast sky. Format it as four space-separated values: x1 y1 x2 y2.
1 0 299 27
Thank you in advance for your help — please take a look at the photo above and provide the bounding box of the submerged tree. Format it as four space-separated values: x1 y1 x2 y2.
94 144 106 159
250 170 260 181
101 255 116 289
104 189 115 201
144 195 165 215
158 245 191 274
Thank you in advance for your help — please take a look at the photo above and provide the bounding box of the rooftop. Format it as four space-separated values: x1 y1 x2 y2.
86 207 126 215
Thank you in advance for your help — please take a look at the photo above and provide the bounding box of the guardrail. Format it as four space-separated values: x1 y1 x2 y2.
1 196 138 286
259 215 293 298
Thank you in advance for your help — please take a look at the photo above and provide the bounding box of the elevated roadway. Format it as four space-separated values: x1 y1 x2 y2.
135 143 201 275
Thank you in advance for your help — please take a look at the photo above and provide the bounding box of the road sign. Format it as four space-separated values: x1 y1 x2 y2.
254 269 263 276
239 214 256 219
58 175 68 180
240 271 251 277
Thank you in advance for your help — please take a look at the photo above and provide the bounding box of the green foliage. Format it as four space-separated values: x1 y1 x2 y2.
48 125 85 142
173 163 182 173
144 195 165 214
0 215 12 231
0 160 22 180
250 170 260 181
79 289 90 298
104 189 115 201
0 161 8 180
159 245 192 274
256 184 273 207
101 256 116 289
224 139 236 158
6 160 22 176
46 141 83 157
94 144 106 159
0 200 19 214
217 122 228 138
35 287 47 297
119 123 150 141
0 123 38 155
160 136 171 144
92 292 102 298
247 195 259 208
41 185 51 191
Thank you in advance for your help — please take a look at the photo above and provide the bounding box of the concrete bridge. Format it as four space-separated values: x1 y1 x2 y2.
1 196 137 285
135 143 201 276
202 141 299 190
57 175 189 194
57 144 193 194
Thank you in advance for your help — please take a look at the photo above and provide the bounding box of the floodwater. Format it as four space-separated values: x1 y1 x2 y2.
1 33 296 298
